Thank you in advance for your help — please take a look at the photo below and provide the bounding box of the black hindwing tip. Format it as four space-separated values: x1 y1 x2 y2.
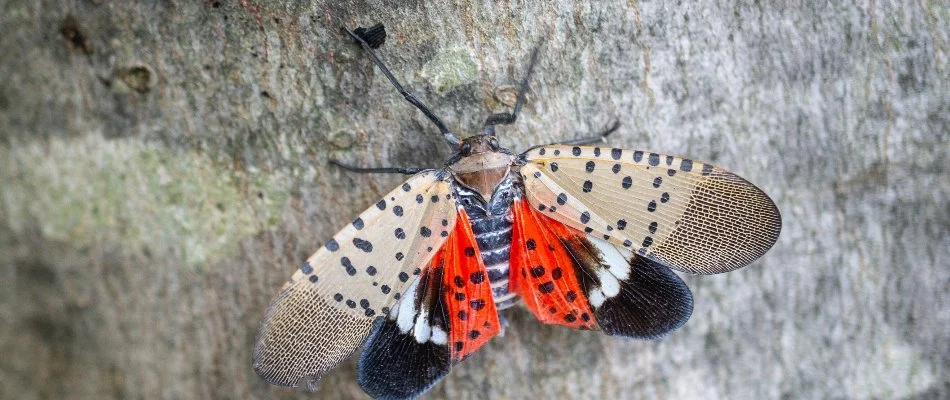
594 256 694 340
357 318 452 399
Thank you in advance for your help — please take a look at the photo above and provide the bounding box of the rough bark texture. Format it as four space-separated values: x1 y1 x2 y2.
1 1 947 399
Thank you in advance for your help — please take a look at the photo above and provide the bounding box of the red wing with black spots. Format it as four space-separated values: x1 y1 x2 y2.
440 210 501 361
510 198 597 329
511 197 694 338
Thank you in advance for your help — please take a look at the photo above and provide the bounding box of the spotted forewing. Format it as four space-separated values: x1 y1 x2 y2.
520 145 781 275
253 171 457 387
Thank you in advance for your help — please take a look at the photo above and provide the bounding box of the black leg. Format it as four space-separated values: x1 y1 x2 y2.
329 159 431 175
344 25 461 147
483 42 543 134
557 120 622 145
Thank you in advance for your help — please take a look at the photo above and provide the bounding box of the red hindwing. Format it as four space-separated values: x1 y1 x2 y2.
510 198 598 330
432 209 501 361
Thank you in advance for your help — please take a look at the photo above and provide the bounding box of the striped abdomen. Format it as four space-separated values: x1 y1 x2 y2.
468 212 519 310
456 174 520 310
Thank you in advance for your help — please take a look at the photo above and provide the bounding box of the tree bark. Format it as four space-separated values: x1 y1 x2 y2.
1 1 947 399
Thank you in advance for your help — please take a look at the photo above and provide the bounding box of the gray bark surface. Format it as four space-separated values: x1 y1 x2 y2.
1 1 947 399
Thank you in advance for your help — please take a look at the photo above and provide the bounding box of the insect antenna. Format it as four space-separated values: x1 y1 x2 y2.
345 24 461 147
483 42 543 136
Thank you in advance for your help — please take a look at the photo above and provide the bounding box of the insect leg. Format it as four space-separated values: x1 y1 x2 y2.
344 24 461 148
329 159 431 175
483 43 543 135
557 120 622 145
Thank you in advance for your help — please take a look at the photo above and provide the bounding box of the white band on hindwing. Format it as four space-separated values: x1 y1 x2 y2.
585 236 631 307
390 277 448 345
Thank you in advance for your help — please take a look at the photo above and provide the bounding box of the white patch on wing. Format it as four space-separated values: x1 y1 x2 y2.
395 279 419 333
588 287 606 308
597 267 621 298
430 326 448 345
413 309 432 343
589 236 631 281
387 277 449 345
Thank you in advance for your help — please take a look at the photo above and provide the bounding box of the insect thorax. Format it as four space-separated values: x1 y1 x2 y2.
454 172 521 310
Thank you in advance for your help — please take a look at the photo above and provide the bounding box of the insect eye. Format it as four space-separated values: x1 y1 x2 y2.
488 137 500 150
460 142 472 155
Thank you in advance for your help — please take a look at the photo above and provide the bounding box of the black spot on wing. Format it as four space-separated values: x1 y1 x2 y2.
352 238 373 253
580 211 590 224
341 257 357 276
538 282 555 293
680 159 693 172
593 256 693 339
622 177 633 189
470 299 486 311
357 318 451 400
469 271 485 284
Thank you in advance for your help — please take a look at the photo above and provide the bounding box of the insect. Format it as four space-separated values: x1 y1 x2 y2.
253 23 781 399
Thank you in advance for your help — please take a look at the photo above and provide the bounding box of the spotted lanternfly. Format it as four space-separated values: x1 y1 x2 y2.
253 23 781 399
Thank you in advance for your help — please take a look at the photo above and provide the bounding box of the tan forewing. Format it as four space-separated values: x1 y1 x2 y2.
520 145 780 275
253 170 458 387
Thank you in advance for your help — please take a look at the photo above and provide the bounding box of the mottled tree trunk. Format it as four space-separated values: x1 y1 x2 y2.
1 1 947 399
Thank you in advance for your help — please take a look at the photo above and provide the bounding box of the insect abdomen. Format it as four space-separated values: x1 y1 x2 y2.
468 212 519 310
